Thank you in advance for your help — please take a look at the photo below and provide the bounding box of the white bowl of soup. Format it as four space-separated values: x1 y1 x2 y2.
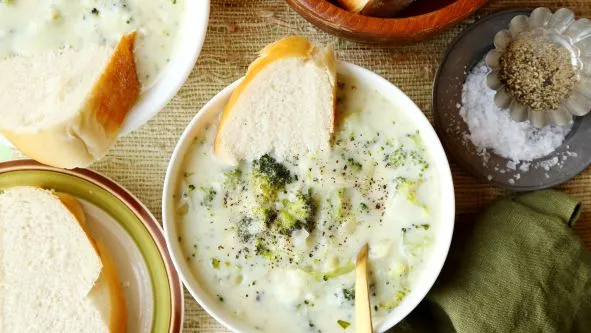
0 0 210 136
162 62 455 332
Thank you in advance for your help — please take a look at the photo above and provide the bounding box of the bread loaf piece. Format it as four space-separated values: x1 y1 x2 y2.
337 0 414 18
0 187 126 332
214 36 336 164
0 33 140 169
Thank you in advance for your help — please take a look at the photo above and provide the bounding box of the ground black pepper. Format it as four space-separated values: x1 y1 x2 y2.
499 34 577 111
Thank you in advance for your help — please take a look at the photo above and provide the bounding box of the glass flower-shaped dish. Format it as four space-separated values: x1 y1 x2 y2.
485 7 591 128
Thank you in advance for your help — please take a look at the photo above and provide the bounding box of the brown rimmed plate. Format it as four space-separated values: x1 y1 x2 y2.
0 160 183 332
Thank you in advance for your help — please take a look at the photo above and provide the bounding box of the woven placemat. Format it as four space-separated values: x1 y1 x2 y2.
27 0 591 331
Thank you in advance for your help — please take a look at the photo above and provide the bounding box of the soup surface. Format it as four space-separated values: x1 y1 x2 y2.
0 0 184 89
176 75 441 332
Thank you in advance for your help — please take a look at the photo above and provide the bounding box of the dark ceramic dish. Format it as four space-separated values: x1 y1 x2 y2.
433 9 591 191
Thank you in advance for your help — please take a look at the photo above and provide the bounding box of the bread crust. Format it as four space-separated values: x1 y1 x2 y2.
56 192 127 332
214 36 336 163
1 33 140 169
95 241 128 333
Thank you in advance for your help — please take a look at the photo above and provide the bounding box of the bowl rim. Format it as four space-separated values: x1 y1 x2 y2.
119 0 211 135
285 0 488 39
162 62 456 332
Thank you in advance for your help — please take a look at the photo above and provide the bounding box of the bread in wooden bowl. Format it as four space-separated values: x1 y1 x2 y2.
284 0 488 44
337 0 413 18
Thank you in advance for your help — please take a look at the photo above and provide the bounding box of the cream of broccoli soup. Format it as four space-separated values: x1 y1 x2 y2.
175 75 441 332
0 0 184 89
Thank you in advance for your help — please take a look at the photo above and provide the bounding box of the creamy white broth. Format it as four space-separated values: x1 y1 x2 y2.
0 0 184 88
176 75 440 332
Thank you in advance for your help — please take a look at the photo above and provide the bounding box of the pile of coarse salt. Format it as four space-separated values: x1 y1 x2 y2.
459 61 576 182
460 61 571 161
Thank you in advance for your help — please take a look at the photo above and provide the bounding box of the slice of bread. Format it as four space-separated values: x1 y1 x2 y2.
336 0 413 17
214 36 336 163
0 33 140 169
0 187 126 333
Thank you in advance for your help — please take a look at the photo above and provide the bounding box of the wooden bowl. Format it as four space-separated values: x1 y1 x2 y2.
285 0 488 44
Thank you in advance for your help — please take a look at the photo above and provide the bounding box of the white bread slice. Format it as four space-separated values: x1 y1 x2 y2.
0 33 140 169
0 187 126 333
214 35 336 163
336 0 413 17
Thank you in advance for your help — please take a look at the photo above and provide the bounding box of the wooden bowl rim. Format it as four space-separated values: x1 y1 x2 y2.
289 0 489 35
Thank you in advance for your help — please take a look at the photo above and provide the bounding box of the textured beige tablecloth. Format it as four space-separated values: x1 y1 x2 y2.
84 0 591 331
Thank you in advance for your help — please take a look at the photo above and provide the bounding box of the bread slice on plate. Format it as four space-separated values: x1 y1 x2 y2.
214 35 336 164
0 187 126 332
336 0 413 18
0 33 140 169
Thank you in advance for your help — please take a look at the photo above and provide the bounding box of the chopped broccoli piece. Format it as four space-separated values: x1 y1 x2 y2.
379 288 410 310
253 206 277 226
237 217 255 242
252 176 278 204
274 191 316 235
359 202 369 214
385 144 429 176
409 151 430 175
385 147 408 168
199 186 216 206
345 157 362 172
337 320 351 329
224 169 242 188
211 258 220 269
394 177 428 212
250 154 293 204
407 130 423 148
342 287 355 302
187 184 196 192
252 154 292 188
254 237 274 260
304 262 355 281
323 262 355 280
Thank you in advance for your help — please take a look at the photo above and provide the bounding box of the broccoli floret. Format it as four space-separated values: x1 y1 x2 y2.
342 287 355 303
394 177 427 212
237 216 255 242
253 206 277 226
345 157 362 172
385 147 408 168
407 130 424 149
252 176 279 204
254 237 274 260
224 169 242 189
252 154 292 188
236 214 269 243
250 155 293 204
359 202 370 214
275 191 316 235
199 186 216 206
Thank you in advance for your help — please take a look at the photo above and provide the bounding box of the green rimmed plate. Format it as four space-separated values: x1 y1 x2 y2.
0 160 183 333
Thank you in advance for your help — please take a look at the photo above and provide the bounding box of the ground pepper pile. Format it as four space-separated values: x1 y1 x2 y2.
499 34 577 111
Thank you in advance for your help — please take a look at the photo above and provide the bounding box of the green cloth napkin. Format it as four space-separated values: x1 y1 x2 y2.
393 190 591 333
